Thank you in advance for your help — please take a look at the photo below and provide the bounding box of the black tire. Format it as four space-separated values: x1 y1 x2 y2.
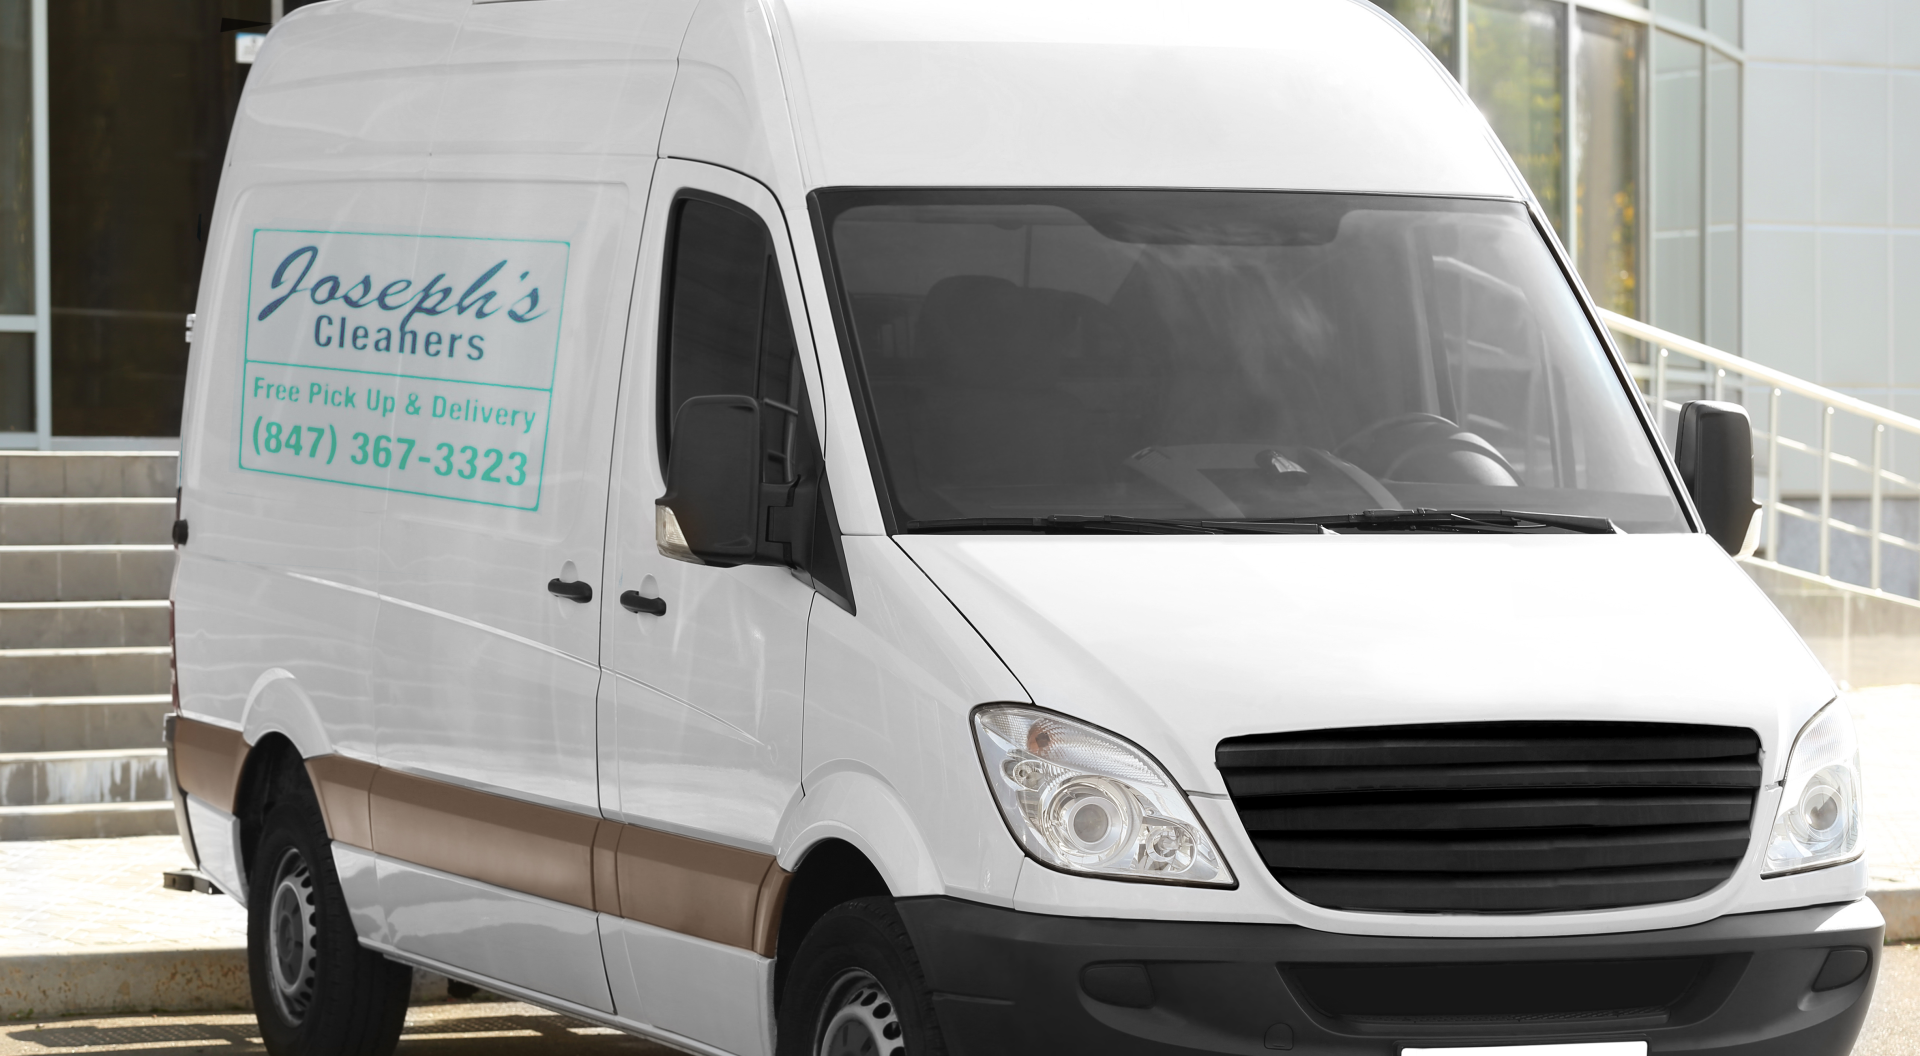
777 898 946 1056
247 765 412 1056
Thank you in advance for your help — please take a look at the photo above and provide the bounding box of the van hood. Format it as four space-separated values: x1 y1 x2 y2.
894 533 1834 796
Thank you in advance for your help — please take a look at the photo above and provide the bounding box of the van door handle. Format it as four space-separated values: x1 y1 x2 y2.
547 578 593 603
619 590 666 616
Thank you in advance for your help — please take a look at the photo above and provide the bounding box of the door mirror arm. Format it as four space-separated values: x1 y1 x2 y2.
761 477 817 567
1675 399 1761 557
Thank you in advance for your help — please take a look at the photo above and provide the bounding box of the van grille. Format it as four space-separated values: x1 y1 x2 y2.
1216 721 1762 913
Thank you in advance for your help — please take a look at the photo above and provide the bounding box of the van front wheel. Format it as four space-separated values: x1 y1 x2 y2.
777 898 947 1056
247 782 411 1056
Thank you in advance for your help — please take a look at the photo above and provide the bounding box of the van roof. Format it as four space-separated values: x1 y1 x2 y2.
250 0 1522 201
779 0 1523 197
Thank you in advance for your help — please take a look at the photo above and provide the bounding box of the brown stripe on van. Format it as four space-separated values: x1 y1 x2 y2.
592 819 622 917
302 757 794 954
615 825 789 956
305 754 378 849
367 768 599 910
751 861 794 958
172 716 248 813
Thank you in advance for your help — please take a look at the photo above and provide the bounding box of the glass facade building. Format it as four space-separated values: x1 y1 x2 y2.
1375 0 1743 349
0 0 285 447
9 0 1920 446
0 0 39 438
0 0 1784 446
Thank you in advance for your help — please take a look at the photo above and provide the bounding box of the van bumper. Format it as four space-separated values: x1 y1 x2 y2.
161 713 200 869
896 896 1881 1056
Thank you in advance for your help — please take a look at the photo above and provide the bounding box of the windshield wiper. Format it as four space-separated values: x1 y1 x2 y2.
900 516 1331 536
1289 509 1618 534
900 511 1613 535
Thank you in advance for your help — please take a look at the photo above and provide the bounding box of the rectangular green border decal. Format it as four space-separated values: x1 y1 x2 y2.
235 228 570 512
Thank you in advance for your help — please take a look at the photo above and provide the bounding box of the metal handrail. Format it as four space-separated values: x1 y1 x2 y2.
1600 309 1920 595
1602 311 1920 434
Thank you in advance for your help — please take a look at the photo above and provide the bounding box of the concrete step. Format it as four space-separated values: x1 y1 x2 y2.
0 748 171 806
0 801 176 840
0 647 171 697
0 696 172 752
0 497 174 545
0 453 177 498
0 600 171 648
0 545 174 602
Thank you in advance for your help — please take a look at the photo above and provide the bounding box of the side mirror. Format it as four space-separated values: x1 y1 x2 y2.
657 396 762 566
1675 400 1761 557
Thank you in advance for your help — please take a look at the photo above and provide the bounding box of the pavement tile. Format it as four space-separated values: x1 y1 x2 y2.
0 837 243 956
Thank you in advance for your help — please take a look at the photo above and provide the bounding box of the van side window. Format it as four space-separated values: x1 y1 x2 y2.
660 196 806 485
658 194 850 608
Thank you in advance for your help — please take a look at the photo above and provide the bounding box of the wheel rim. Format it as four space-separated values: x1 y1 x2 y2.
266 846 319 1023
816 969 904 1056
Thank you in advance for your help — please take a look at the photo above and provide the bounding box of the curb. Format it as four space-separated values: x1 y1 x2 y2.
0 944 454 1021
1870 882 1920 943
0 944 247 1021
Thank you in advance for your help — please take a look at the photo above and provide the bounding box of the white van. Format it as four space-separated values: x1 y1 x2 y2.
167 0 1882 1053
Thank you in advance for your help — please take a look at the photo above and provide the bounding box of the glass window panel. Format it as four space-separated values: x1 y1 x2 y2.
1706 0 1741 45
663 197 771 435
48 1 245 437
659 195 812 489
1371 0 1458 74
1653 0 1705 29
0 331 29 431
1651 30 1704 340
822 190 1688 533
1575 10 1644 318
1706 48 1740 350
0 0 30 316
1467 0 1567 239
1706 228 1738 352
1707 53 1738 230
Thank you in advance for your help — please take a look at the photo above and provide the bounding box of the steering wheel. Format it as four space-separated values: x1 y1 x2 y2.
1335 412 1458 464
1337 412 1521 486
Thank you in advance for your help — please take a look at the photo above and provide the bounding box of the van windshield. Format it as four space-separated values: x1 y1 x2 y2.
816 190 1688 534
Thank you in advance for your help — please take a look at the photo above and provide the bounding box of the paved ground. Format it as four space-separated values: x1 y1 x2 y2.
0 837 241 952
1856 944 1919 1056
0 1002 673 1055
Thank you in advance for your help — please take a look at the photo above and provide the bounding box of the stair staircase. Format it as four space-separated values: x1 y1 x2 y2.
0 452 179 839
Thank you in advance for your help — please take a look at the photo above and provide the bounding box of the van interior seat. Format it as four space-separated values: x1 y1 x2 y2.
879 275 1133 514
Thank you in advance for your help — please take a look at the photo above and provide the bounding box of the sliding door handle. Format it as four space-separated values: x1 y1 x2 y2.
548 578 593 603
619 590 666 616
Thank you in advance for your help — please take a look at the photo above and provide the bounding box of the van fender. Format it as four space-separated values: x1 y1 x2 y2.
180 671 333 907
778 767 944 898
239 668 332 760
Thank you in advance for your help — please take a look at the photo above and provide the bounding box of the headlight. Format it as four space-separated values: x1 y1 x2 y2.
1764 701 1863 876
972 705 1232 886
